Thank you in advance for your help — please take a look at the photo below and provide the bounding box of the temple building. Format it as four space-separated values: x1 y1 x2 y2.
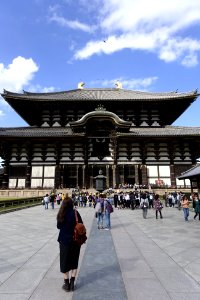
0 82 200 190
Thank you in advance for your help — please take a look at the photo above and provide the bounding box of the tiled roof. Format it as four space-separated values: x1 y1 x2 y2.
0 125 200 137
178 164 200 179
125 126 200 136
2 88 199 101
0 127 84 137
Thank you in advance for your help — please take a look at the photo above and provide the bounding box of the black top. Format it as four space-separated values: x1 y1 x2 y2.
57 208 83 246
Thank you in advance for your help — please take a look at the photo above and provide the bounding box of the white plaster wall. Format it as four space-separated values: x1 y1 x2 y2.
9 179 17 188
31 166 43 177
17 179 26 188
43 178 54 188
147 166 158 176
44 166 55 177
159 166 170 176
31 178 42 188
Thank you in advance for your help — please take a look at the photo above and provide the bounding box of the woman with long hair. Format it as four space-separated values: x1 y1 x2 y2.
57 195 83 292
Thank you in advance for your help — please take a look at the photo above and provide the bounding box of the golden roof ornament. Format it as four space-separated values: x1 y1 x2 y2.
115 81 123 89
78 82 85 89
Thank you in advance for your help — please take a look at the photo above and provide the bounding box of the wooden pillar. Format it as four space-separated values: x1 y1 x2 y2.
134 165 139 185
82 165 85 188
120 165 125 185
141 164 148 186
90 165 94 189
170 164 176 187
112 165 116 188
76 165 79 188
60 165 64 189
2 160 9 189
106 165 109 188
25 164 31 188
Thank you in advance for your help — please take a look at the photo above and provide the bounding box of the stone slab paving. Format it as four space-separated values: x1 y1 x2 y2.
72 218 128 300
0 204 200 299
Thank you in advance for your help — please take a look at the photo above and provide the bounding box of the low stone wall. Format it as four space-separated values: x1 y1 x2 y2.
0 187 196 198
0 189 52 198
0 188 76 198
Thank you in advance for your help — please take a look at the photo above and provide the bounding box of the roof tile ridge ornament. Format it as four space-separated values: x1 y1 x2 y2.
95 104 106 111
78 82 85 89
3 89 8 95
115 81 123 89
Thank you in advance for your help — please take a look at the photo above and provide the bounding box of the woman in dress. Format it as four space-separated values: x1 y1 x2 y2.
57 196 83 292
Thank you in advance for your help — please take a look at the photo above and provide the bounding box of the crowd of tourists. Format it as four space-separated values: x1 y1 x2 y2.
46 189 200 293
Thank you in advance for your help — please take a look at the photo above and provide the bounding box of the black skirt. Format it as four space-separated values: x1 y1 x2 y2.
60 241 81 273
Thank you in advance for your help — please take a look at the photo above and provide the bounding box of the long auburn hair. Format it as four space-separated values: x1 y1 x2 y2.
57 196 73 223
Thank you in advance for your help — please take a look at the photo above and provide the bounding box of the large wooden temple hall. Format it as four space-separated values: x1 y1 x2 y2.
0 82 200 190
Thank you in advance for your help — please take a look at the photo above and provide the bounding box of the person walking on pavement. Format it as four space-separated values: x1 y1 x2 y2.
193 194 200 220
43 194 49 210
181 195 190 221
140 193 149 219
153 194 163 219
49 193 55 209
57 196 84 292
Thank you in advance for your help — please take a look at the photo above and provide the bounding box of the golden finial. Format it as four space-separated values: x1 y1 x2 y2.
78 82 85 89
115 81 122 89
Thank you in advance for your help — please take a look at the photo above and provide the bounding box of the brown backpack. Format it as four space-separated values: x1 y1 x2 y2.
73 209 87 246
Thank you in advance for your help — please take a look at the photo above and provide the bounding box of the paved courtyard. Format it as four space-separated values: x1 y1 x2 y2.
0 203 200 300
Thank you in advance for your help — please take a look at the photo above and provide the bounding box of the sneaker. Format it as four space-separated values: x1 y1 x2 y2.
104 228 109 230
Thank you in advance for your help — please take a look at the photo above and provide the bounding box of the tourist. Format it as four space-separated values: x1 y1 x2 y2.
181 195 190 221
43 194 49 210
193 194 200 220
95 195 104 229
56 194 61 205
168 193 173 207
140 193 149 219
57 196 84 292
49 193 55 209
129 191 135 210
104 196 113 230
113 192 118 208
153 194 163 219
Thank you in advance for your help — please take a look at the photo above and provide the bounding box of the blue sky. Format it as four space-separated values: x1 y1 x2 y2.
0 0 200 127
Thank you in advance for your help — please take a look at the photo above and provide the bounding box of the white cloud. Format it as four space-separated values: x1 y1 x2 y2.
0 56 39 93
0 110 5 117
73 0 200 65
90 76 158 90
27 84 56 93
50 14 95 33
48 5 96 33
181 53 198 67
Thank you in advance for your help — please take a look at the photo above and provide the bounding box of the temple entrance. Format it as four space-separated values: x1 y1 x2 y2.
63 165 77 188
124 165 135 186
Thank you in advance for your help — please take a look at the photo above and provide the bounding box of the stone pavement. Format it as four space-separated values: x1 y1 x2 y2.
0 204 200 300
